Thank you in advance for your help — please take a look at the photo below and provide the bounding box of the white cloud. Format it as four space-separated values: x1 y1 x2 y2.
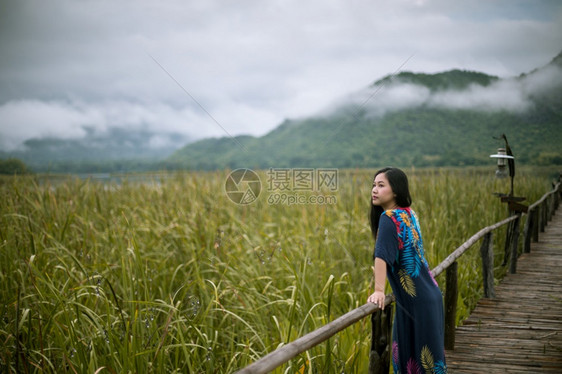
0 98 279 151
428 79 533 112
520 64 562 95
336 64 562 116
0 0 561 151
336 83 430 117
0 100 92 150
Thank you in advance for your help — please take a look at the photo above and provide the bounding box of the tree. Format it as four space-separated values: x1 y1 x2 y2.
0 158 29 175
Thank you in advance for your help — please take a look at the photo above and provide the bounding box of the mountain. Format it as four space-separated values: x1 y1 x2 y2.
0 127 191 172
4 53 561 173
169 52 562 169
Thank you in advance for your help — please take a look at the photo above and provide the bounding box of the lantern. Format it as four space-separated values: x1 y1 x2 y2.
489 147 514 179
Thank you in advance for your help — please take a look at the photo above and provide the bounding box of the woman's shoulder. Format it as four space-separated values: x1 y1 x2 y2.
383 207 413 217
383 207 420 228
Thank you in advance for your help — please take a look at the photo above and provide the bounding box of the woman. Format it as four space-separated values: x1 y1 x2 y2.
367 167 447 374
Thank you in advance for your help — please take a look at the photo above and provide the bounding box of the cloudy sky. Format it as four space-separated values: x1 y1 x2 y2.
0 0 561 151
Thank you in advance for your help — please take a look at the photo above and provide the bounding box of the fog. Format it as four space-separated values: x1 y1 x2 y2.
336 63 562 117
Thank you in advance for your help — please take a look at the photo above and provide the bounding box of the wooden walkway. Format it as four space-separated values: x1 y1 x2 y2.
446 212 562 373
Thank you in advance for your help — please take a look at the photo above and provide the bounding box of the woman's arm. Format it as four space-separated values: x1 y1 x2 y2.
367 257 387 309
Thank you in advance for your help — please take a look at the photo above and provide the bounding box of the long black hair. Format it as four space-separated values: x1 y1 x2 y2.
369 167 412 240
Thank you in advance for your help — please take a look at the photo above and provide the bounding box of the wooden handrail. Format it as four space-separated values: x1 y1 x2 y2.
234 296 394 374
430 214 519 278
528 181 560 211
235 175 561 374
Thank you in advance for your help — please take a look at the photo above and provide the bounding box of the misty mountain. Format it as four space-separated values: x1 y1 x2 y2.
0 127 191 172
169 52 562 169
4 53 561 173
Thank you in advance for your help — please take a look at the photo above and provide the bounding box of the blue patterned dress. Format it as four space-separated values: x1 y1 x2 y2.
374 208 447 374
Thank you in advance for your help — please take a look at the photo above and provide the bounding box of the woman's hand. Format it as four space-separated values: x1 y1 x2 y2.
367 290 385 310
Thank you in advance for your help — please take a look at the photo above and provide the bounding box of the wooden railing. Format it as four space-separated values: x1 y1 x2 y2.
433 177 561 351
235 175 562 374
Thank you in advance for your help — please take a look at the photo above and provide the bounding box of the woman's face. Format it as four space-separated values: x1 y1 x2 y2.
372 172 397 210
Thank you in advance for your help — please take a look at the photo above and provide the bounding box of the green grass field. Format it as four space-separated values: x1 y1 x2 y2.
0 167 558 373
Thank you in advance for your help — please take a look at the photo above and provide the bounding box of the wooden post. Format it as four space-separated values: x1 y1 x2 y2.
479 233 495 298
523 208 534 253
541 199 547 232
539 203 545 233
548 194 555 221
546 195 551 222
545 198 549 224
532 206 540 243
501 216 513 266
444 261 458 350
554 181 562 210
369 307 393 374
509 214 521 274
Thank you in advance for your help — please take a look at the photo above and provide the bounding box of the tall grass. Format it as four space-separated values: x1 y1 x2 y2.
0 167 557 373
